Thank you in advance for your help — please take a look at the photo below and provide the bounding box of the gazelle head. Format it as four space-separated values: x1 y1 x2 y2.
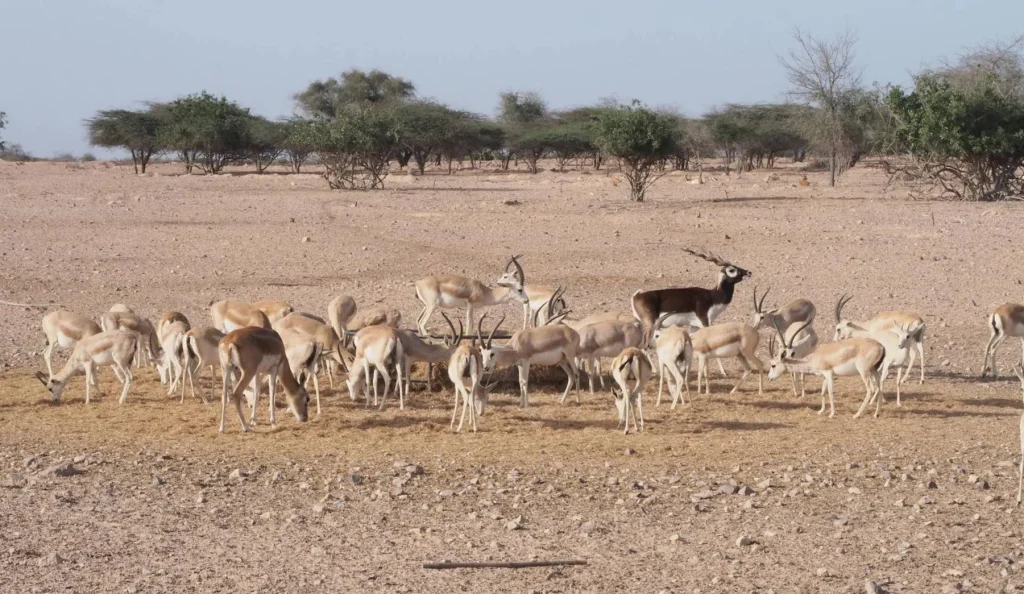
683 247 751 284
650 312 674 346
833 293 856 341
768 319 810 381
286 383 310 423
889 323 917 350
751 286 776 329
496 255 530 304
35 371 66 402
610 385 628 423
478 314 505 373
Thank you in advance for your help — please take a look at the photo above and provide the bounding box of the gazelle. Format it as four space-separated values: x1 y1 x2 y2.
181 326 225 404
779 321 819 397
157 311 190 338
565 311 636 330
838 317 915 407
479 314 580 407
348 308 402 332
981 303 1024 378
575 319 644 394
524 285 569 329
273 312 350 412
41 310 102 378
35 330 138 404
210 299 273 333
834 294 926 383
751 287 816 333
156 321 190 395
276 327 325 415
448 317 488 433
610 347 654 434
653 320 693 408
414 255 529 335
398 312 461 395
217 327 309 433
767 322 885 418
109 303 134 315
631 248 752 344
346 325 405 410
691 322 764 395
250 301 293 323
100 311 160 367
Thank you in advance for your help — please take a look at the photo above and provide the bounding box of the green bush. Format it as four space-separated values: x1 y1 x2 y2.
595 101 680 201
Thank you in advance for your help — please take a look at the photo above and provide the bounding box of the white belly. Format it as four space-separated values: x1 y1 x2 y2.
831 360 860 376
92 350 116 366
707 343 741 358
223 320 244 333
256 353 283 374
438 294 469 308
529 351 564 367
56 332 78 348
660 312 700 328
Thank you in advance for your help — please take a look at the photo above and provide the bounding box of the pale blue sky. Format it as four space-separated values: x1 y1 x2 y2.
1 0 1020 156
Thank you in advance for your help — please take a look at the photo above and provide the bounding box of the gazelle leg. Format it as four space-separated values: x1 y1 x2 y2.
657 363 665 406
249 374 261 425
716 358 728 378
312 364 321 416
376 364 393 411
118 362 133 405
827 375 836 418
729 358 752 394
818 372 829 415
43 342 56 378
636 389 644 432
519 363 531 408
596 359 605 389
416 303 435 336
854 369 875 418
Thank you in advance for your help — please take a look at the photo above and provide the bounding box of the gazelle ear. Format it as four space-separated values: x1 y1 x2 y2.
35 371 49 386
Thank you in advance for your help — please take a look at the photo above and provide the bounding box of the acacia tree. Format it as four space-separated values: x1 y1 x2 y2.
392 100 456 174
779 28 864 186
280 119 316 173
158 92 251 173
86 108 163 173
595 101 680 201
295 69 415 119
300 110 400 189
246 117 286 173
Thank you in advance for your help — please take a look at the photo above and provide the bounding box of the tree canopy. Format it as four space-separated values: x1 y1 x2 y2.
86 108 163 173
594 101 680 201
295 69 416 119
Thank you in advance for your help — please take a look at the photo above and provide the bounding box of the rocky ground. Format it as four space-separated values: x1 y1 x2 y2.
1 159 1023 593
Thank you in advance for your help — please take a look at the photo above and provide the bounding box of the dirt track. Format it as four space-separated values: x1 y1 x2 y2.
1 160 1023 593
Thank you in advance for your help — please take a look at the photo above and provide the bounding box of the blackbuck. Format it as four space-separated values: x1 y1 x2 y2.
181 326 225 404
768 322 885 418
751 287 816 333
981 303 1024 378
610 347 654 434
41 310 102 378
690 322 764 395
834 294 926 383
415 255 529 335
346 325 405 410
631 248 752 344
653 320 693 408
35 330 138 404
210 299 274 333
448 317 488 433
217 327 309 433
575 319 644 394
479 314 580 407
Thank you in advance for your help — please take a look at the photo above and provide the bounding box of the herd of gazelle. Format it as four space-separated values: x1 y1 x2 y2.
28 252 1023 448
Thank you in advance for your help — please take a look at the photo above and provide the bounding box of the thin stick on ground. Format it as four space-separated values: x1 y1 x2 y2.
423 560 588 570
0 300 60 309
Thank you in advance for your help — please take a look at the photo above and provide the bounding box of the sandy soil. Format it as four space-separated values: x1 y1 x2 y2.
1 159 1023 593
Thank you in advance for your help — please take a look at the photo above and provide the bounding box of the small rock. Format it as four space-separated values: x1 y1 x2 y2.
301 236 311 243
389 487 404 498
865 579 883 594
816 567 829 577
691 490 716 502
38 552 65 567
42 462 81 478
580 521 596 535
718 484 739 495
975 480 990 491
195 493 206 504
270 471 282 484
736 535 753 547
848 487 861 495
405 464 424 476
624 448 635 456
348 473 363 486
967 475 979 484
439 489 454 498
927 479 938 489
737 486 754 496
895 498 905 508
312 503 326 514
917 496 934 506
757 479 772 491
228 468 243 481
151 476 164 486
669 533 682 543
505 516 523 531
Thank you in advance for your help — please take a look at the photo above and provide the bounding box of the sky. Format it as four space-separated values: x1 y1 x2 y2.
1 0 1022 157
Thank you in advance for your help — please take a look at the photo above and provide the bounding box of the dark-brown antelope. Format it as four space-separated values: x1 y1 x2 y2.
217 327 309 433
415 256 529 334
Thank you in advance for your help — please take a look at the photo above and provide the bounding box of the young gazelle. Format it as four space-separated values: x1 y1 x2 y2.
448 317 488 433
480 314 581 407
41 310 102 378
751 287 816 333
653 321 693 408
210 299 273 333
181 326 225 403
980 303 1024 378
35 330 138 404
610 347 654 434
768 322 885 418
834 294 926 383
347 325 405 410
575 319 644 394
414 255 529 335
217 327 309 433
690 322 764 395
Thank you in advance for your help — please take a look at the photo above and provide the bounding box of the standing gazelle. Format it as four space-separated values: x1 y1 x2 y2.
41 310 102 378
834 294 926 383
414 255 529 335
610 347 654 434
751 287 816 333
653 320 693 408
182 326 225 404
479 314 581 407
768 322 885 418
217 327 309 433
210 299 273 333
347 325 405 410
981 303 1024 378
448 317 488 433
36 330 138 404
690 322 764 395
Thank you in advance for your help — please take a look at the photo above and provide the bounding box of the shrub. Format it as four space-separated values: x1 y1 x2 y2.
595 101 680 201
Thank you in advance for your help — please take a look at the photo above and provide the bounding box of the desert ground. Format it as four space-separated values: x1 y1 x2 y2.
1 158 1023 593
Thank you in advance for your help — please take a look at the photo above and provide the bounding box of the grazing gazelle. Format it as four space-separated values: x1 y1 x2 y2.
276 327 325 414
768 322 885 418
690 322 764 396
347 325 405 410
398 313 461 395
100 310 160 367
981 303 1024 378
610 347 654 434
35 330 138 404
217 327 309 433
479 314 581 407
273 312 350 412
156 321 190 395
653 319 693 408
181 326 225 404
751 287 816 333
41 310 102 378
414 255 529 335
834 294 926 383
210 299 273 333
575 319 644 394
448 317 488 433
631 248 752 344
